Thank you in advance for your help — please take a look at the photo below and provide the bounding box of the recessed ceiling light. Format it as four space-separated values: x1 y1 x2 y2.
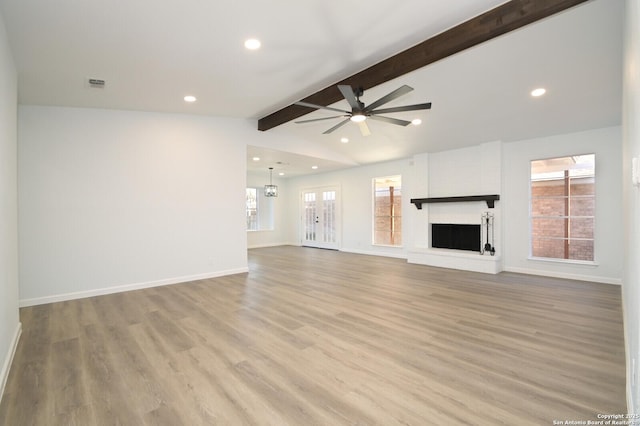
184 95 197 102
531 88 546 97
279 172 285 176
244 38 261 50
341 137 349 143
411 119 422 126
311 165 318 170
252 157 260 161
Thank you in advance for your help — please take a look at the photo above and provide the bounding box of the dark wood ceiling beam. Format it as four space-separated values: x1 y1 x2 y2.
257 0 590 131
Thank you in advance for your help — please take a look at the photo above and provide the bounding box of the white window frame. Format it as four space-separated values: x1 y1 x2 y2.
529 154 595 264
246 187 275 232
246 187 259 231
372 175 402 247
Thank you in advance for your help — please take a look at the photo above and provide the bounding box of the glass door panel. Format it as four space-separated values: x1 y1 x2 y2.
301 187 339 249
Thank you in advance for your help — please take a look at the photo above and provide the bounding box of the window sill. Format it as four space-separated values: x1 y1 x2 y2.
527 256 598 267
247 229 275 233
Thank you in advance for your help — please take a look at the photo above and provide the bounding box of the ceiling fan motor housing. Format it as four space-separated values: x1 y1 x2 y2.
352 87 365 113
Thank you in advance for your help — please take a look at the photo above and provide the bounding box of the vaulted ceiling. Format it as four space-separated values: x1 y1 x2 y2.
0 0 623 177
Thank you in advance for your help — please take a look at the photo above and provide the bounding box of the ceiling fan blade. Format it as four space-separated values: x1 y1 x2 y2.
338 85 361 110
295 101 349 114
368 115 411 126
364 85 413 112
295 115 346 124
358 121 371 137
371 102 432 115
322 118 351 134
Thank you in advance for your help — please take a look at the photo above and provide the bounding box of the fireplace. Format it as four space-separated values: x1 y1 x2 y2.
431 223 481 252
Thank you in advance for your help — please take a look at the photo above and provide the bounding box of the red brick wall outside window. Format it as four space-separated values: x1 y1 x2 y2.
374 176 402 246
530 155 595 261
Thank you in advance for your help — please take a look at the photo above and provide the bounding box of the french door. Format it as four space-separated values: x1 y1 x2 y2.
301 187 340 250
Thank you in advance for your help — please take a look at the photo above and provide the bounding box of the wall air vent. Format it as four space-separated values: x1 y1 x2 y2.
87 78 106 88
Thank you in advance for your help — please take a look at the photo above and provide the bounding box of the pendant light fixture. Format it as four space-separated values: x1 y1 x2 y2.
264 167 278 197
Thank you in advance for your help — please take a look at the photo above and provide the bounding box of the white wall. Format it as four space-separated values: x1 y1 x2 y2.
246 171 289 248
18 106 249 305
623 0 640 413
0 10 20 401
503 126 623 284
286 159 412 258
281 128 623 284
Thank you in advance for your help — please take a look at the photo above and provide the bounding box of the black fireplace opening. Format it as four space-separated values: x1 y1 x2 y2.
431 223 481 252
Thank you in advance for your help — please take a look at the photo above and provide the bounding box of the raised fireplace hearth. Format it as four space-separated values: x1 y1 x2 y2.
407 218 501 274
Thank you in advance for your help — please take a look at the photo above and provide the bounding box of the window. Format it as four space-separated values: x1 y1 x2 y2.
373 175 402 246
246 187 274 231
246 188 258 230
530 154 595 261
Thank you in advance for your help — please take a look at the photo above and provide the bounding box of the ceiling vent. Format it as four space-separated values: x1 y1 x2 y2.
86 78 106 89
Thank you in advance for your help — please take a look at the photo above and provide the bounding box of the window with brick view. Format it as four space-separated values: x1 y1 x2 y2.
530 155 595 262
373 175 402 246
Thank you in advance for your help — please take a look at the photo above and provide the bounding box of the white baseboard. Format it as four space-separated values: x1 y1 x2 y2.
250 243 406 259
19 267 249 307
339 248 407 259
626 335 635 415
248 242 289 249
0 322 21 403
502 266 622 285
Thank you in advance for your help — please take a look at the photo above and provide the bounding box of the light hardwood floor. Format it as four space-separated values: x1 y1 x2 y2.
0 246 626 425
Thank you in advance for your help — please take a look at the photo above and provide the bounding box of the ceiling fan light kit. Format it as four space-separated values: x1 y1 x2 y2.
350 113 366 123
294 84 431 136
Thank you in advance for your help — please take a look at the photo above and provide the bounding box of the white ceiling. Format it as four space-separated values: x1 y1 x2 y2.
0 0 623 178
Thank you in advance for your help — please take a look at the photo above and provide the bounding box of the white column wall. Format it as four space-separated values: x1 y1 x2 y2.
623 0 640 413
0 8 20 401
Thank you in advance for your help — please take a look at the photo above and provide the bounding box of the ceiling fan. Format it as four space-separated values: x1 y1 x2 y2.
294 84 431 136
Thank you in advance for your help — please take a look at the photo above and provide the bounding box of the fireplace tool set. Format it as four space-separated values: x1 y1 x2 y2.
480 212 495 256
